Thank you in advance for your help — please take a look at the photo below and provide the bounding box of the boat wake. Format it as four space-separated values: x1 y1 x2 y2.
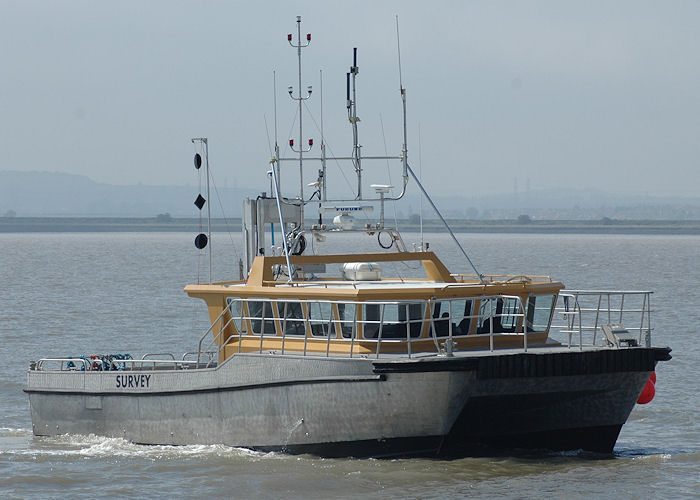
0 427 32 438
545 445 696 463
3 433 289 461
482 446 682 462
615 446 690 460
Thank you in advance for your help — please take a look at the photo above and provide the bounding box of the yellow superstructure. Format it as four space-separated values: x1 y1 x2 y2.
185 251 564 361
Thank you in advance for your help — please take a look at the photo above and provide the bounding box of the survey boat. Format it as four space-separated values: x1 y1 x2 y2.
26 17 671 457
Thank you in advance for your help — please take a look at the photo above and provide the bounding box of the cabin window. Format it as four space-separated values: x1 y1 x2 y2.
431 299 473 336
525 294 556 332
363 302 424 339
307 301 334 337
279 301 306 336
248 300 277 335
476 297 522 334
338 303 357 338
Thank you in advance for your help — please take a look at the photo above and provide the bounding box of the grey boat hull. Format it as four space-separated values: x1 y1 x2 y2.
26 347 671 457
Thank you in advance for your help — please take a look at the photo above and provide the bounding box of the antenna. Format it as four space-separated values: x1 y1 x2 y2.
273 16 409 211
348 47 362 199
396 15 404 90
395 15 409 187
418 123 424 250
273 71 278 148
320 69 327 202
288 15 313 219
273 70 281 190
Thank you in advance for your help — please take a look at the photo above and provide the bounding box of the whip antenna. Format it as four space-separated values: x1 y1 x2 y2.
396 15 404 91
273 70 281 188
273 70 278 149
395 15 408 185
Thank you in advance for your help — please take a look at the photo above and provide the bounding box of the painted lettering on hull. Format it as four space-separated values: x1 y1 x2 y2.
115 374 151 389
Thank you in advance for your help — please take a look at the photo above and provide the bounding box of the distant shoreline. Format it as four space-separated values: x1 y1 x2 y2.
2 217 700 235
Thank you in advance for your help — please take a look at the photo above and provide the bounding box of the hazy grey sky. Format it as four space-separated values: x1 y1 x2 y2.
1 1 698 197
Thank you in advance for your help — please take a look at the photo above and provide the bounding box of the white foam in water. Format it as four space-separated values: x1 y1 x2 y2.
57 434 254 459
0 428 293 462
631 453 673 462
0 427 33 454
0 427 33 437
4 433 285 461
550 449 586 457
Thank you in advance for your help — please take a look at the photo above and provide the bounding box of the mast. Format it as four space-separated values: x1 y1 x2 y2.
276 21 408 207
287 16 312 225
242 17 481 278
396 16 409 187
320 69 327 202
191 137 212 283
347 48 362 199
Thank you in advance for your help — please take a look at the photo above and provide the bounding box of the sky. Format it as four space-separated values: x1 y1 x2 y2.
1 1 699 198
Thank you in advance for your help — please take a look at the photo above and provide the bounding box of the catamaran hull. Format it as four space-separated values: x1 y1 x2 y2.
26 347 670 457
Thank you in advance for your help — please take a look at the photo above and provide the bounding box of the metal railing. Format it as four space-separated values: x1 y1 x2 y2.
31 291 653 373
209 294 534 359
32 356 202 372
195 305 238 368
551 290 653 349
450 274 554 283
34 358 95 372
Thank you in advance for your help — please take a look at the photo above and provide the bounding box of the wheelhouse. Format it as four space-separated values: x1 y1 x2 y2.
185 252 564 362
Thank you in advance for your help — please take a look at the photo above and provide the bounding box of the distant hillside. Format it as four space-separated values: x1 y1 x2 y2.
0 170 248 217
2 170 700 219
434 189 700 220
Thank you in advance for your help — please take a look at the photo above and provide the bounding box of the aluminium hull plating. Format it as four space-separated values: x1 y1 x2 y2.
26 347 670 457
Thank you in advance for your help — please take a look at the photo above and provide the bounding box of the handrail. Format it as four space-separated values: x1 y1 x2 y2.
35 358 93 371
142 353 176 361
213 294 535 358
182 351 217 362
557 293 584 350
32 357 199 372
141 353 177 370
552 290 653 348
126 359 198 370
196 304 237 368
451 274 554 283
32 290 655 374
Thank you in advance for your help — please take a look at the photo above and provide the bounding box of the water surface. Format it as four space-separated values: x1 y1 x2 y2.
1 232 698 498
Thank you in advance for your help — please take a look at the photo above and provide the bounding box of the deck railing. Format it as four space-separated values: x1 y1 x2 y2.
201 294 535 360
30 290 654 373
551 290 653 349
32 357 202 372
